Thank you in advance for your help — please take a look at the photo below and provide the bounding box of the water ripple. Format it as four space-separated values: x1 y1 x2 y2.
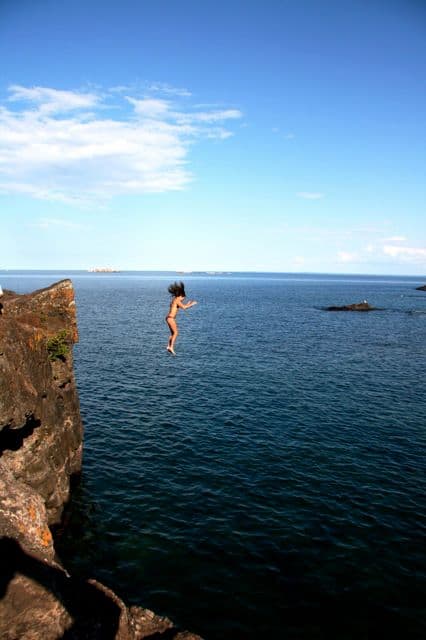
38 274 426 639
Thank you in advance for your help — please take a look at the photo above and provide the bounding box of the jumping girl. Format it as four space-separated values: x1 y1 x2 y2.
165 282 197 355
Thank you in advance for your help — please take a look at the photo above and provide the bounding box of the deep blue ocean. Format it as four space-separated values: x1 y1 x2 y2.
2 271 426 639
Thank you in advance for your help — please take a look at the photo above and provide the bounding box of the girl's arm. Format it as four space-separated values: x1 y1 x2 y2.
178 299 197 310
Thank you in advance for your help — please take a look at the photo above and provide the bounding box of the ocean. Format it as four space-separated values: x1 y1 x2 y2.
2 271 426 639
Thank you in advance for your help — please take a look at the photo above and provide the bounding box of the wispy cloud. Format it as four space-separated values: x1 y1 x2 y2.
127 97 172 118
296 192 325 200
337 250 359 263
333 240 426 267
382 235 407 243
147 82 192 97
291 256 306 268
383 245 426 263
8 85 100 114
29 217 86 230
0 84 243 204
271 128 294 139
110 82 191 98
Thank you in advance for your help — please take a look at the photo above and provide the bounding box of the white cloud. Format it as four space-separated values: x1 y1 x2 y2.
0 84 242 204
383 245 426 263
296 192 325 200
332 239 426 268
147 82 192 97
271 128 294 139
8 85 100 114
382 236 407 243
127 97 172 118
337 250 358 263
29 217 86 230
291 256 306 267
175 109 242 124
196 109 242 122
80 81 192 99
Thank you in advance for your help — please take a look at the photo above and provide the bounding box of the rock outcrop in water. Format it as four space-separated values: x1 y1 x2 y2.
0 280 201 640
326 301 377 311
415 284 426 291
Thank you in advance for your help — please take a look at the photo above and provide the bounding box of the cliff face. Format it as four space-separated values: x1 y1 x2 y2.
0 280 201 640
0 280 83 554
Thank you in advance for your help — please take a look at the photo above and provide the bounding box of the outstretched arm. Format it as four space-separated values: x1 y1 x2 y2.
178 299 198 310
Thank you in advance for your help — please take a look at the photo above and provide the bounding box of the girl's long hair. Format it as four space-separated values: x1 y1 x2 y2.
168 281 186 297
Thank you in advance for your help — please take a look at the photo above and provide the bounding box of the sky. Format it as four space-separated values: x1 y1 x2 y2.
1 0 425 274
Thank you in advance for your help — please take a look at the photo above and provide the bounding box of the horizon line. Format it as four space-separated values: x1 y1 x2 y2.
1 268 425 279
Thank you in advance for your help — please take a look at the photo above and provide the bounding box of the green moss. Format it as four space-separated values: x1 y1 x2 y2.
46 330 70 361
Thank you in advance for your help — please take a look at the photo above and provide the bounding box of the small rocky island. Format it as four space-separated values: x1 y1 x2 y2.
415 285 426 291
0 280 201 640
326 301 378 311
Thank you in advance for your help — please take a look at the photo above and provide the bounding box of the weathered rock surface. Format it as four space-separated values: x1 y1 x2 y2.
0 281 202 640
0 280 82 530
326 301 378 311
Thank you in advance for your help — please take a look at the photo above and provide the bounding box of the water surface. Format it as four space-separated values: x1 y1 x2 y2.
2 271 425 639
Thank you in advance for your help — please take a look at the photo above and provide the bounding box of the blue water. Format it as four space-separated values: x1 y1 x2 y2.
2 271 426 639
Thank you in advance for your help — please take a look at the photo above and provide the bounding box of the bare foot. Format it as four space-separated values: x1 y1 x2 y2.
167 347 176 356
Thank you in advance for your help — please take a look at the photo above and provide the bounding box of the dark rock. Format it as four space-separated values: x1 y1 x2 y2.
326 301 377 311
0 280 203 640
0 280 83 524
415 284 426 291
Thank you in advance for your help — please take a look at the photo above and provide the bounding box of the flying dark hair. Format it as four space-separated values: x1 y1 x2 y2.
168 281 186 297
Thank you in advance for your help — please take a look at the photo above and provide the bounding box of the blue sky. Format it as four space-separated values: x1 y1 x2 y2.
1 0 425 274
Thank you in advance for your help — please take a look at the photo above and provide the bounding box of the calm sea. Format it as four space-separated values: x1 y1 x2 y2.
2 271 426 639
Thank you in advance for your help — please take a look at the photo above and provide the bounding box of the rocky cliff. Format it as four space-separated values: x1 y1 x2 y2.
0 280 201 640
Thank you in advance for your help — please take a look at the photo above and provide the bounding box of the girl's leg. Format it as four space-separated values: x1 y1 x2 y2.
166 318 178 354
170 326 178 352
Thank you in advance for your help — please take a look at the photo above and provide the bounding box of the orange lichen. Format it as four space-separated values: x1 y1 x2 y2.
41 527 52 546
31 525 53 547
28 330 45 349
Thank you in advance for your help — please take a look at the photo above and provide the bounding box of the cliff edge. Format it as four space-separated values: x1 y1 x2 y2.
0 280 201 640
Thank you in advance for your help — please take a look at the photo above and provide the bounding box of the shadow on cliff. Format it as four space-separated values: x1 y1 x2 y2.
0 537 121 639
0 415 41 456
